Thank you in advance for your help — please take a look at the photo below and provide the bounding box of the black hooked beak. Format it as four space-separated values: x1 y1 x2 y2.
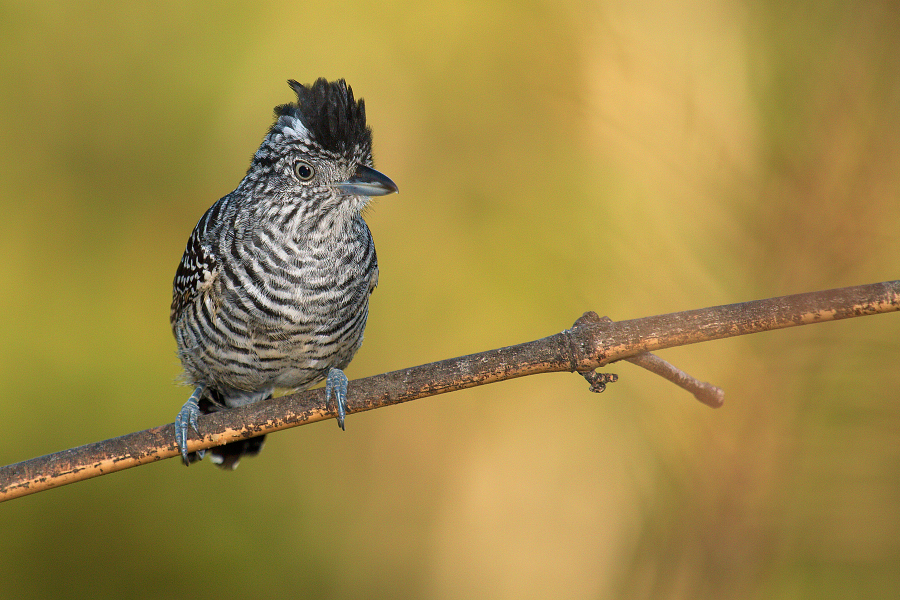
334 164 399 197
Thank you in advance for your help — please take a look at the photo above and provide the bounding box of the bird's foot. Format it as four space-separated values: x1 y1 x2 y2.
176 385 206 466
325 368 349 430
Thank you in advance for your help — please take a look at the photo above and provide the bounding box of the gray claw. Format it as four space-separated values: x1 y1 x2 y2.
325 368 349 430
176 385 206 465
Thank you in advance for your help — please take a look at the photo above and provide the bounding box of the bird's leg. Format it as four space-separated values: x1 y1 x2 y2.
175 385 207 465
325 368 349 430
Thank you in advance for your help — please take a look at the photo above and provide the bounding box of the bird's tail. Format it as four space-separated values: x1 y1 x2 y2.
184 389 268 470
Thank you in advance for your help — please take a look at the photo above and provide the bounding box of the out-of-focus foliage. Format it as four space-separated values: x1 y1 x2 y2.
1 1 898 598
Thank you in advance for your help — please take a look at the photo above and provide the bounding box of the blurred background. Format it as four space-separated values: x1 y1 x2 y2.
1 0 898 598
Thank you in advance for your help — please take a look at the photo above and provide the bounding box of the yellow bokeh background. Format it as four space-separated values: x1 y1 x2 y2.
1 1 898 598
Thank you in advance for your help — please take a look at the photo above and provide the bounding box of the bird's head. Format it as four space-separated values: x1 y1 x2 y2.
247 78 398 217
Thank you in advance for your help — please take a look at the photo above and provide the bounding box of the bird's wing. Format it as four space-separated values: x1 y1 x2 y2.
369 262 379 295
170 220 219 328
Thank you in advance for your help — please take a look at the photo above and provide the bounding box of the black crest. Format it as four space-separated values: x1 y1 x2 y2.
273 78 372 155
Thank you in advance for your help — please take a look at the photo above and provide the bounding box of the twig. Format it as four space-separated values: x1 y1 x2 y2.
1 280 897 502
624 352 724 408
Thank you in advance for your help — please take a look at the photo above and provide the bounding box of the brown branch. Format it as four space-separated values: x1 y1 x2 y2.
1 280 897 502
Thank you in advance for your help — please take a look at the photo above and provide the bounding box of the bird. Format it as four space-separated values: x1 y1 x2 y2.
170 78 398 469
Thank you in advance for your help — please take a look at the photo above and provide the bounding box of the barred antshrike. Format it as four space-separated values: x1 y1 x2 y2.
170 79 397 469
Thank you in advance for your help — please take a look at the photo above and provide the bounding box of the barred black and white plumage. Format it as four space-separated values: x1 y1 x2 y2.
171 78 398 469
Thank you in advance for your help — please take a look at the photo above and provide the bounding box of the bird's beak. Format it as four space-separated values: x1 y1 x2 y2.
334 164 399 197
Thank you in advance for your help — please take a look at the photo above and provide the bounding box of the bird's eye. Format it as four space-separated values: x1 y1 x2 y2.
293 160 315 181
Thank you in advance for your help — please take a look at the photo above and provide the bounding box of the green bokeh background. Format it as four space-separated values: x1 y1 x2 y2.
1 1 898 598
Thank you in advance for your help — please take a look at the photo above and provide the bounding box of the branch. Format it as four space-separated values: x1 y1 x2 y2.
625 352 724 408
1 280 897 502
